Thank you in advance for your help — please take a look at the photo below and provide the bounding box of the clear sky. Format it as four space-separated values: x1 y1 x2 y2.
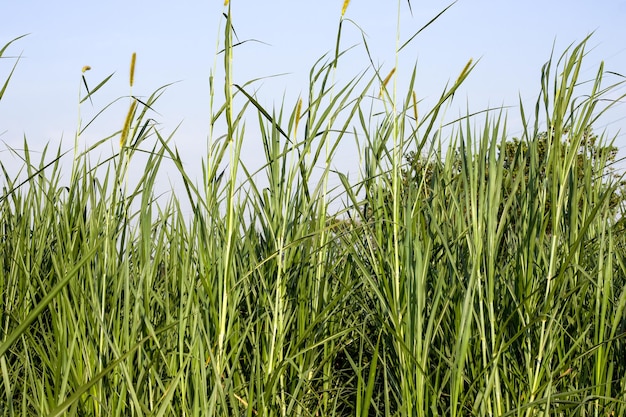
1 1 626 189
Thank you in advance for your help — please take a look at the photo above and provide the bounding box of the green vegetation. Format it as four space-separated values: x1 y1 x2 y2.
1 3 626 416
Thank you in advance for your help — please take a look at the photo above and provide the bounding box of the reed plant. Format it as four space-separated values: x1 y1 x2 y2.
1 2 625 416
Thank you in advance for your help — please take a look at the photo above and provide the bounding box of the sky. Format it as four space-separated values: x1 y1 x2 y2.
1 1 626 198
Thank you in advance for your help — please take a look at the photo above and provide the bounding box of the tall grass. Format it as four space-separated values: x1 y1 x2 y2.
1 3 626 416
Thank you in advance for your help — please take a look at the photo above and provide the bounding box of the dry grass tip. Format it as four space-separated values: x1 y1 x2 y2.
120 99 137 148
294 97 303 138
129 52 137 88
341 0 350 16
455 58 473 86
379 67 396 98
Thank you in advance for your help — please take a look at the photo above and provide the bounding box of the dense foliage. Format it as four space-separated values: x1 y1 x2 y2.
402 128 625 234
1 4 625 416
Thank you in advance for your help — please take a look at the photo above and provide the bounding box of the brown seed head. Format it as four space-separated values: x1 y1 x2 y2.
129 52 137 87
455 58 473 85
341 0 350 16
294 98 303 138
379 67 396 98
120 99 138 148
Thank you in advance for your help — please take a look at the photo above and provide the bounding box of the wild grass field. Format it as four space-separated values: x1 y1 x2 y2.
1 2 626 416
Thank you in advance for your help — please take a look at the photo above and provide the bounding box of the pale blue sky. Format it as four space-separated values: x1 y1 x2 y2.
2 1 626 185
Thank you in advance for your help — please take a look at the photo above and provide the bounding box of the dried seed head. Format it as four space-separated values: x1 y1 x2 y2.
82 65 91 73
294 97 302 138
120 99 138 148
379 67 396 98
341 0 350 16
129 52 137 87
455 58 473 85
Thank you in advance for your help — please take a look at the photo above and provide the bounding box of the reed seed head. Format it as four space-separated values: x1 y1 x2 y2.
129 52 137 88
294 97 302 138
82 65 91 73
455 58 473 85
379 67 396 98
341 0 350 16
120 99 137 148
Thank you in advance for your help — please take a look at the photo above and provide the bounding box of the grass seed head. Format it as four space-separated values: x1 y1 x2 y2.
82 65 91 73
120 99 137 148
294 97 302 138
129 52 137 87
379 67 396 98
455 58 473 86
341 0 350 16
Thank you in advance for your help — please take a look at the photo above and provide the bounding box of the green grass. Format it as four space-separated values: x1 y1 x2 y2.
1 3 626 416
